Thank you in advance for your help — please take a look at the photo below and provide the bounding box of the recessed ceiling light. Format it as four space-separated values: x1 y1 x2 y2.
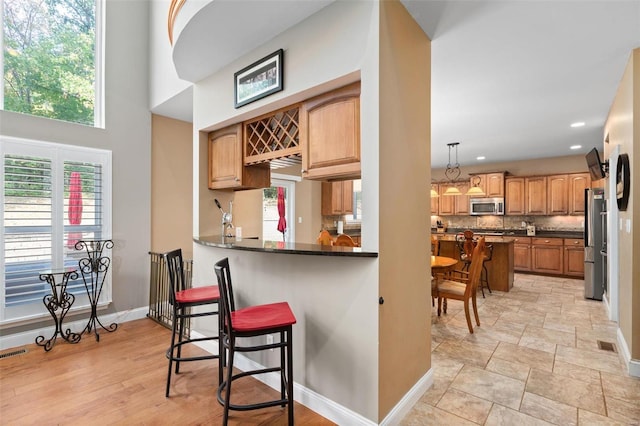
570 122 585 128
476 156 485 160
570 145 582 150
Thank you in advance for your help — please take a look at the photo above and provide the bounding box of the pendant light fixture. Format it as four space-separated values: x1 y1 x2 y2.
443 142 462 196
466 175 486 196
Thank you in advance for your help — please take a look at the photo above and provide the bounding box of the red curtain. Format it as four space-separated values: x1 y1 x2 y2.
67 172 83 247
277 187 287 241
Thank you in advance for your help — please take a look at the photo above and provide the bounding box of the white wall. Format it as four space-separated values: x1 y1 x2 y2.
149 0 192 118
1 0 152 335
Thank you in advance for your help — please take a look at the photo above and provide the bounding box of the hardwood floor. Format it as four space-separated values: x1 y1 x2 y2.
0 318 334 425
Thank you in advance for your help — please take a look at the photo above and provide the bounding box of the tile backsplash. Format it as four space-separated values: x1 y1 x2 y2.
432 214 584 232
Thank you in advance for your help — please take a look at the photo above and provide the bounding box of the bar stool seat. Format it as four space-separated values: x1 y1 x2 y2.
214 257 296 425
175 286 220 304
231 302 296 332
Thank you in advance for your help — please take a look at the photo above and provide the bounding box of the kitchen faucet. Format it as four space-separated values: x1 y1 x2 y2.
214 199 234 237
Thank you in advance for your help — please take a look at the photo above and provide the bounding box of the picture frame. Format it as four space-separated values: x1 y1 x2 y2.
234 49 284 108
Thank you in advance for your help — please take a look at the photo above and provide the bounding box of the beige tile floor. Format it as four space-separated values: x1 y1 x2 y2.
402 273 640 425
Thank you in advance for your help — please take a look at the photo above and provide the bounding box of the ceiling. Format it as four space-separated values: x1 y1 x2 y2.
163 1 640 168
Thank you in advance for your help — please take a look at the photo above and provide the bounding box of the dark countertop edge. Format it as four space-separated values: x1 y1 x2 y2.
194 236 378 258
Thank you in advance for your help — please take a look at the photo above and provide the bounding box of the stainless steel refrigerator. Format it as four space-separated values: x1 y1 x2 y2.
584 188 606 300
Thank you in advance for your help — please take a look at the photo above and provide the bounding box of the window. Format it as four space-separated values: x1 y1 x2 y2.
1 136 112 324
1 0 104 127
262 178 295 243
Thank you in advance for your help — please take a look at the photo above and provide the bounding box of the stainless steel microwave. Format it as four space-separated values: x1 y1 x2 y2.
469 197 504 215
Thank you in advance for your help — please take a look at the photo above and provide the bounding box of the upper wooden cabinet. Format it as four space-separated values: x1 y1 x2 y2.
300 82 361 180
507 173 591 216
547 174 569 215
455 181 471 215
525 176 547 215
505 177 526 215
430 184 439 216
437 184 455 216
208 124 270 190
321 180 353 215
472 172 505 197
569 173 590 215
436 182 470 216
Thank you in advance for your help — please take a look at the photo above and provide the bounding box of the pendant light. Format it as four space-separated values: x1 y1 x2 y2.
443 142 462 196
465 175 486 196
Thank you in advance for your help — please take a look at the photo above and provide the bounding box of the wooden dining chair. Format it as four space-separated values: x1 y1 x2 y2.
430 235 440 256
437 237 486 333
316 230 334 246
334 234 357 247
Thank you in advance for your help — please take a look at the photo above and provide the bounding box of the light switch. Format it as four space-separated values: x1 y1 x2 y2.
298 216 302 224
620 218 623 230
626 219 631 233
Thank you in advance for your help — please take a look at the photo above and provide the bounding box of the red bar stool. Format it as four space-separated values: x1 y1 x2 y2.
164 248 221 397
214 257 297 425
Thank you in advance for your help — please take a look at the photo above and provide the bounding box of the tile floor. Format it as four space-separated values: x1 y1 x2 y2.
401 273 640 425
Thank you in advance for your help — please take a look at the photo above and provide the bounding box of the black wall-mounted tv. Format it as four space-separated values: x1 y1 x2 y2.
586 148 606 180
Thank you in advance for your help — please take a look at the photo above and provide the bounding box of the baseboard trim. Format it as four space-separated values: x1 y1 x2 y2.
0 307 149 350
616 327 640 377
380 368 434 425
191 331 376 425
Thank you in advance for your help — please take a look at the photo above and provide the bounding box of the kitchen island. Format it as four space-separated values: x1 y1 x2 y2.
435 234 515 292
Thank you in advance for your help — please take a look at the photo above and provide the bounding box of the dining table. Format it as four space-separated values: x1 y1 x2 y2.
430 255 459 316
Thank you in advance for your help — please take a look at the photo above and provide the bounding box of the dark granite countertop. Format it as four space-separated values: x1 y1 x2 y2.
194 236 378 258
432 228 583 240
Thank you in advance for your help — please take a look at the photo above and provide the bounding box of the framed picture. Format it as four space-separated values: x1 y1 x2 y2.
234 49 283 108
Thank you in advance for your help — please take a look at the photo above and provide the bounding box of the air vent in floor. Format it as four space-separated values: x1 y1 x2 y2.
597 340 616 353
0 348 28 359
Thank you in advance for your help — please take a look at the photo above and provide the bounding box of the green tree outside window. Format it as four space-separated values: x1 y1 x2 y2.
2 0 96 125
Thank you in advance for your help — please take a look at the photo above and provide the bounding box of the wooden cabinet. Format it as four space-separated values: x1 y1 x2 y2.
525 176 547 215
300 82 361 180
513 236 532 272
514 236 583 277
569 173 590 215
455 181 470 215
564 238 585 277
547 174 569 215
531 237 563 274
321 180 354 215
508 172 591 216
208 124 270 190
430 184 439 215
438 184 455 215
505 177 526 215
469 172 504 198
436 181 470 215
486 173 505 197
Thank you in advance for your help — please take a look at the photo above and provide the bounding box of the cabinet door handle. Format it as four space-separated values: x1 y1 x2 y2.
545 240 550 243
301 169 307 173
235 177 240 182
